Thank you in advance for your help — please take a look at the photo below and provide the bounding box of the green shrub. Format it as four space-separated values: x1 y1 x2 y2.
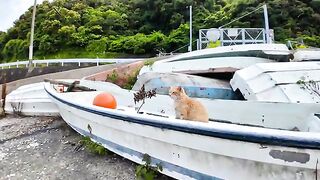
123 69 140 90
135 154 162 180
86 37 108 55
106 70 118 83
143 59 156 66
2 39 28 61
80 136 108 156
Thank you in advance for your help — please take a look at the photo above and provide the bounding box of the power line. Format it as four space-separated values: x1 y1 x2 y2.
219 4 265 29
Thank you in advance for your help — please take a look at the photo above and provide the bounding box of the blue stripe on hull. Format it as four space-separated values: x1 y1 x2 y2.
146 79 239 100
45 88 320 150
184 86 237 100
69 124 221 180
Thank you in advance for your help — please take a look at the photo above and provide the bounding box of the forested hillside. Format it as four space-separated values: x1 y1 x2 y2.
0 0 319 62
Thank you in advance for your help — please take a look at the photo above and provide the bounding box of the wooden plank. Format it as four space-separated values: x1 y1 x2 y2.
175 67 238 74
44 79 96 92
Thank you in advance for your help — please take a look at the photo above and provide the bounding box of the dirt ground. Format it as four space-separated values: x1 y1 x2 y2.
0 115 141 180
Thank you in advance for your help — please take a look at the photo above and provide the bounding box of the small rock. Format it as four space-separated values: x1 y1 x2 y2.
0 151 7 160
29 142 39 148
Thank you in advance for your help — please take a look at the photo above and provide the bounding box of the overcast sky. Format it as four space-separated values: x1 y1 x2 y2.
0 0 51 32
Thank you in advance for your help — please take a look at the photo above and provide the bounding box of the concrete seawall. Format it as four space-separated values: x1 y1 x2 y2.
0 62 132 98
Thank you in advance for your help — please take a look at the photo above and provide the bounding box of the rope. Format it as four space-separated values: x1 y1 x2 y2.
171 39 198 53
219 4 265 29
171 44 189 53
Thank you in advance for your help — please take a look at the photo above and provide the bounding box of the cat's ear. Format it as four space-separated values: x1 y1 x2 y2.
177 86 182 91
180 87 186 93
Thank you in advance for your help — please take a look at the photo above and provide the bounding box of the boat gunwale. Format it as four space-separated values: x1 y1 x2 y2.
158 44 291 63
161 51 291 63
44 83 320 150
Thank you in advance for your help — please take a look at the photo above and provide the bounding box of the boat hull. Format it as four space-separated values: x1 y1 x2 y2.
45 84 320 180
159 44 291 63
139 57 276 76
293 49 320 62
133 72 240 100
4 82 59 116
230 62 320 103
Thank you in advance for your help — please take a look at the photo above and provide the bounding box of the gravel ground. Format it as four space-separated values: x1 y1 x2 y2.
0 115 163 180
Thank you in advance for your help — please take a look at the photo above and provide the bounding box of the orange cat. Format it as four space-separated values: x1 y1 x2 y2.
169 86 209 123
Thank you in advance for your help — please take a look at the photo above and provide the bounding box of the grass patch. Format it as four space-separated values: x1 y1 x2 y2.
143 58 156 66
106 67 141 90
34 48 128 59
80 136 108 156
106 70 119 83
136 154 162 180
123 69 140 90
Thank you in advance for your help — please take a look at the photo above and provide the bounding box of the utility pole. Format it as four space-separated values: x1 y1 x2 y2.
263 4 271 44
28 0 37 71
189 5 192 52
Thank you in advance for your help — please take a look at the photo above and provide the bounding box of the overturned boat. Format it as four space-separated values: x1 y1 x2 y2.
3 79 121 116
231 61 320 103
4 82 60 116
292 48 320 62
139 43 292 77
158 43 292 63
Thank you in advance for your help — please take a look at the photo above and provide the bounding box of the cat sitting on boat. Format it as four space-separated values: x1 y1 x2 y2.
169 86 209 123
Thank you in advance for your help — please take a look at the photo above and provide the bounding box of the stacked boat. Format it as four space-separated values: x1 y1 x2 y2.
292 48 320 62
139 43 292 77
4 43 292 115
5 43 320 179
44 61 320 180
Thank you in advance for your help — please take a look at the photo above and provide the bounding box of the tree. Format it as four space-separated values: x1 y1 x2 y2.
163 24 189 52
2 39 28 61
1 0 320 61
86 37 107 55
58 25 76 46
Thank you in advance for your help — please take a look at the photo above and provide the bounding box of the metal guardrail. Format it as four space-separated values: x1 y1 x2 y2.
199 28 274 49
0 58 144 69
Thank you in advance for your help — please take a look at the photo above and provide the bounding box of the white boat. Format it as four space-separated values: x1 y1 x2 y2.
139 44 292 76
139 56 277 76
4 82 60 116
230 61 320 103
4 79 122 116
159 43 292 63
45 80 320 180
292 48 320 61
4 44 292 116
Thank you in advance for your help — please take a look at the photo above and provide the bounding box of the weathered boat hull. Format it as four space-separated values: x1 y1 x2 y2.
139 56 277 76
293 49 320 62
133 72 240 99
45 82 320 180
159 43 291 63
230 61 320 103
3 79 124 116
4 82 59 116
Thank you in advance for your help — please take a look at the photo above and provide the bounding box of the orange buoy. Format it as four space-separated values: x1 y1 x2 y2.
93 92 117 109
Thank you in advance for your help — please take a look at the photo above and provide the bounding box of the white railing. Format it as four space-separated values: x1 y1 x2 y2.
0 58 144 69
199 28 274 49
